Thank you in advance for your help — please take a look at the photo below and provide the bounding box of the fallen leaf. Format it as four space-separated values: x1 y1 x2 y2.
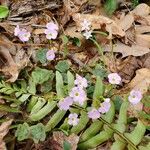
72 13 125 38
135 34 150 48
61 0 80 26
118 14 134 31
0 44 19 82
126 68 150 94
135 25 150 34
104 41 150 57
132 3 150 17
0 119 13 150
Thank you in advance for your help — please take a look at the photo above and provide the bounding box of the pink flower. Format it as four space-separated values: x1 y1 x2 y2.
128 90 143 105
83 30 92 39
98 98 111 114
69 87 86 106
58 96 73 111
74 74 88 88
46 49 55 61
44 29 58 40
68 113 79 126
45 22 58 40
108 73 121 85
81 19 91 31
88 108 101 120
14 25 31 42
46 22 58 31
18 29 31 42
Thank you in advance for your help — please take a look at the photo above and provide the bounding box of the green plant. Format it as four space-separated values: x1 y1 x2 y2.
0 69 148 149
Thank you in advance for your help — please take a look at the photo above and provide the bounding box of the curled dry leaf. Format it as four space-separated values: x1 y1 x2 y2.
104 41 150 57
72 13 125 38
0 119 13 150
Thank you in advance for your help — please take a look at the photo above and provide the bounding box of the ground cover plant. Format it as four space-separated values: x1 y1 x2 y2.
0 0 150 150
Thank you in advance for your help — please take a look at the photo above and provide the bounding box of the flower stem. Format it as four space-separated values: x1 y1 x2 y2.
90 38 106 66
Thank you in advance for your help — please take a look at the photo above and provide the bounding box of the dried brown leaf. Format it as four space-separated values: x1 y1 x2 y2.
132 3 150 17
135 34 150 48
118 14 134 31
126 68 150 94
104 41 150 57
0 119 13 150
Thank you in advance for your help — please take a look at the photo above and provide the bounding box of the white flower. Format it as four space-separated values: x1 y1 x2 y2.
83 30 92 39
68 113 79 126
81 19 91 31
108 73 121 85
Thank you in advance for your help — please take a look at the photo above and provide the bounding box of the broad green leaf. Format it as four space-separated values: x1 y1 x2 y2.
0 5 9 19
30 123 46 143
63 141 71 150
93 76 104 101
56 71 65 98
15 123 30 141
125 120 146 145
36 49 47 64
31 67 52 84
55 60 70 73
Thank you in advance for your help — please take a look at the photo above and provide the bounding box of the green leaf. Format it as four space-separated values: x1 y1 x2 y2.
15 123 30 141
0 5 9 19
104 0 117 15
93 76 104 101
36 49 47 64
61 35 69 45
55 60 70 73
132 0 139 8
67 71 74 93
113 96 123 112
30 123 46 143
63 141 71 150
56 71 65 98
31 67 52 84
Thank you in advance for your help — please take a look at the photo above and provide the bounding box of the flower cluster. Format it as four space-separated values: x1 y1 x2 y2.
14 25 31 42
58 74 88 126
44 22 58 40
88 98 111 120
81 19 92 39
14 21 58 42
